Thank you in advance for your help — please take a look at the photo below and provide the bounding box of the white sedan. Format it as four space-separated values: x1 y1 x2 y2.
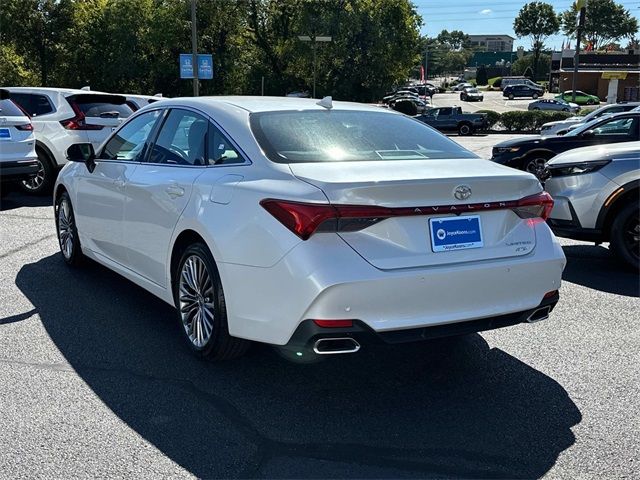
54 96 566 360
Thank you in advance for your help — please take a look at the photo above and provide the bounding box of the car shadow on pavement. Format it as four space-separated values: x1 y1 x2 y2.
562 244 640 297
1 190 52 211
16 254 582 479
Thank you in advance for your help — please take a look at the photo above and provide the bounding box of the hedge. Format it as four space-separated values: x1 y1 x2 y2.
498 110 574 132
476 109 501 129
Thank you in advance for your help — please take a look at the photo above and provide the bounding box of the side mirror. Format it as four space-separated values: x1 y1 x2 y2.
581 130 595 138
67 143 96 172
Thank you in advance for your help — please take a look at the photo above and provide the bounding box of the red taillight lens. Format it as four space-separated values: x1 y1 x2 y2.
15 123 33 131
313 320 354 328
512 192 554 221
60 103 103 130
543 290 558 299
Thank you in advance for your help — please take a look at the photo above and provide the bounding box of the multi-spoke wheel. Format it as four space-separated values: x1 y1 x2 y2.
55 191 83 266
524 155 552 180
610 203 640 271
174 243 250 360
21 151 55 195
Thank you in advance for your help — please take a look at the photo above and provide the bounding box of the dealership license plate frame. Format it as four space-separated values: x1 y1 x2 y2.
0 128 11 140
429 215 484 252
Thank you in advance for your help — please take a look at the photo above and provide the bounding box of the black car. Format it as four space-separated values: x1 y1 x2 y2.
491 112 640 177
503 84 544 100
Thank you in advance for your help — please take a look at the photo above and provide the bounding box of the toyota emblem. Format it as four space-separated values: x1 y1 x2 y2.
453 185 472 201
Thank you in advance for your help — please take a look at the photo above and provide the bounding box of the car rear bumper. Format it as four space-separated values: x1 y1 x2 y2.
220 222 566 345
0 159 39 182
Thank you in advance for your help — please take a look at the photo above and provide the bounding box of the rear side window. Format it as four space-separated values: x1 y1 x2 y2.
250 110 478 164
9 93 54 117
0 99 26 116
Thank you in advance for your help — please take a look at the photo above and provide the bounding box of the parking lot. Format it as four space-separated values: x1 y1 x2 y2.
432 90 560 114
1 185 638 478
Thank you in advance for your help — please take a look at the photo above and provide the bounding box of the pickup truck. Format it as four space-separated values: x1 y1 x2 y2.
416 107 488 135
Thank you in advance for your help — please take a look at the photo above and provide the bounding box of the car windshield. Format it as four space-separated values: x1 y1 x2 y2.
250 110 478 163
0 99 25 116
466 88 479 93
564 115 635 137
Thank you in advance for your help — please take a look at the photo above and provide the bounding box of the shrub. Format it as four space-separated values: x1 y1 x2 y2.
476 66 488 86
476 110 501 129
499 111 574 132
578 107 597 116
489 77 502 88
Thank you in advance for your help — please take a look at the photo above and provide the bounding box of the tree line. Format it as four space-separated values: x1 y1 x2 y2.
0 0 421 102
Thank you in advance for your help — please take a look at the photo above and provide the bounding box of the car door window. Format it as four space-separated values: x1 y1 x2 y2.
207 124 245 165
593 117 638 136
101 110 161 161
149 109 208 165
437 108 452 117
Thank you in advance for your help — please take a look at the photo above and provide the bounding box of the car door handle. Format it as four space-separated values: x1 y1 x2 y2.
166 185 185 198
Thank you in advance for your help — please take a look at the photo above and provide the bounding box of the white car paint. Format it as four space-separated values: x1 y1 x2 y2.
540 102 640 136
54 96 566 356
0 98 36 164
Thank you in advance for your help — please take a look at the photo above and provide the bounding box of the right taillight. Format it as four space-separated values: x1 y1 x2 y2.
512 191 554 220
15 123 33 131
60 103 103 130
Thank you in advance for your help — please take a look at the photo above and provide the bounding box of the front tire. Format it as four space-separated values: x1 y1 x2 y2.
55 192 84 266
21 150 56 195
508 93 515 100
523 154 552 179
586 99 595 105
610 202 640 271
174 243 250 360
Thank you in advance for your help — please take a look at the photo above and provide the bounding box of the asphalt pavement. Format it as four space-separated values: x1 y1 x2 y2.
0 188 638 478
430 90 558 114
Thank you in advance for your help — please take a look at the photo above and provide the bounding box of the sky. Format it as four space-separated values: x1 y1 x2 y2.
415 0 640 50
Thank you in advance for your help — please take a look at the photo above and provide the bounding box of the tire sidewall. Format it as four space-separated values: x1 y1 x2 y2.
55 192 83 266
458 123 472 136
21 150 56 195
610 202 640 271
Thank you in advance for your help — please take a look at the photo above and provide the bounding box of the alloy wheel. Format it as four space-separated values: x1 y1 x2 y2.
525 158 548 179
623 210 640 263
179 255 215 348
57 198 74 259
22 159 45 191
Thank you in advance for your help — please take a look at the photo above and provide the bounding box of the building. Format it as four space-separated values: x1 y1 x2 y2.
468 35 514 52
549 51 640 102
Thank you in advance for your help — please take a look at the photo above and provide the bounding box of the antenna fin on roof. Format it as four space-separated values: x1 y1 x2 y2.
316 96 333 110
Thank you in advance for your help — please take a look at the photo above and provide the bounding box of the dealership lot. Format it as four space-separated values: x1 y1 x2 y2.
431 90 558 114
0 190 638 478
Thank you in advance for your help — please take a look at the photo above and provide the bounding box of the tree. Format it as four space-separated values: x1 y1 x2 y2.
561 0 639 49
514 2 560 81
0 45 38 86
511 53 551 78
476 65 488 86
436 30 470 51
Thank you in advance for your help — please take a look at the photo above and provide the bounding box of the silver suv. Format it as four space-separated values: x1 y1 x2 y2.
544 142 639 270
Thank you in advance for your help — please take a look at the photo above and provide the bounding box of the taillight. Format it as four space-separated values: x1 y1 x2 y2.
261 191 555 240
512 192 554 221
15 123 33 131
60 103 103 130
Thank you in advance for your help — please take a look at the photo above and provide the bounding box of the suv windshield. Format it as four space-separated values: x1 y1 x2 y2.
250 110 478 163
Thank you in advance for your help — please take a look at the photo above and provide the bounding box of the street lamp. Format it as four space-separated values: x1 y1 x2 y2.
298 35 332 98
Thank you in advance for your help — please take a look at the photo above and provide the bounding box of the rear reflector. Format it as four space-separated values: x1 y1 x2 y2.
543 290 558 299
261 191 555 240
313 320 354 328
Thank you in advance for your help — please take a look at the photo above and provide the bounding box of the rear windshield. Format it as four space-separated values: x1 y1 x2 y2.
250 110 478 163
0 99 25 117
74 101 133 118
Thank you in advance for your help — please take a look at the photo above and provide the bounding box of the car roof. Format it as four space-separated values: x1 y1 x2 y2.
157 96 394 114
4 86 124 98
549 141 640 165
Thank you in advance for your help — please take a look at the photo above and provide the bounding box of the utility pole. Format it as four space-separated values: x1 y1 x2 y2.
424 48 428 82
190 0 199 96
572 0 587 103
297 35 332 98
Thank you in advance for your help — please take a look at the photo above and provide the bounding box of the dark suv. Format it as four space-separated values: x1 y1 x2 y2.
503 84 544 100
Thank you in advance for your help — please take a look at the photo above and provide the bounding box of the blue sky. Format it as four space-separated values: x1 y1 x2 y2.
415 0 640 50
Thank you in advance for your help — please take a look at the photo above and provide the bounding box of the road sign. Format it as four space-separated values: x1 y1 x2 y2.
179 54 214 80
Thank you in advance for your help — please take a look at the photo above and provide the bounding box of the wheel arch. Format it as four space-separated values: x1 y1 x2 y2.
35 140 58 167
596 180 640 241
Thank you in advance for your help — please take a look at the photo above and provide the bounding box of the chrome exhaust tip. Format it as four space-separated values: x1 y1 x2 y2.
527 306 551 323
313 337 361 355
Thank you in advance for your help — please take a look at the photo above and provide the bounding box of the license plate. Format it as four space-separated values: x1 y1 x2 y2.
0 128 10 140
429 215 483 252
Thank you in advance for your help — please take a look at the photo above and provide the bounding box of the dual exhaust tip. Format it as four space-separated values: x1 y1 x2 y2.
313 337 360 355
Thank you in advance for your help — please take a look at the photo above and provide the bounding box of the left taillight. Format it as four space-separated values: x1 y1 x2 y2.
512 191 554 221
15 123 33 131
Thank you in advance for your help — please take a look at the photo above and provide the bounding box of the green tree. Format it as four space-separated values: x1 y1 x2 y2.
511 53 551 79
436 29 470 51
0 45 39 86
476 65 488 85
561 0 639 49
514 2 560 81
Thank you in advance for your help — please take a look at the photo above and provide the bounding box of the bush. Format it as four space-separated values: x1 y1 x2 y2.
578 107 597 116
489 77 502 88
476 110 501 129
476 66 488 86
499 111 574 132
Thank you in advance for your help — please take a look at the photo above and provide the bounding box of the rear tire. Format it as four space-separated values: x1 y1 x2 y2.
609 202 640 271
55 191 84 266
458 123 473 136
532 93 539 99
586 99 595 105
508 93 515 100
173 242 250 360
21 149 56 195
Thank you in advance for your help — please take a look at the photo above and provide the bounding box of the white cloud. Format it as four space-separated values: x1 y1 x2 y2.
479 9 492 15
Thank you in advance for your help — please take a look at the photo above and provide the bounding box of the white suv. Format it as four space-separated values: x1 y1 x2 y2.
5 87 134 194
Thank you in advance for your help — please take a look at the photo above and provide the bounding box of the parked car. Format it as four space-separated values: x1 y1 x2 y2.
125 94 164 111
416 106 488 135
544 142 639 270
555 90 600 106
501 78 543 91
0 90 38 194
4 87 134 195
54 96 564 359
528 99 579 113
491 112 640 177
390 96 430 114
452 82 473 92
503 84 544 100
460 87 484 102
540 102 640 136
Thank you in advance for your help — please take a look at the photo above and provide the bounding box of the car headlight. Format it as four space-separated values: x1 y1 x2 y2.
548 160 611 177
494 146 520 154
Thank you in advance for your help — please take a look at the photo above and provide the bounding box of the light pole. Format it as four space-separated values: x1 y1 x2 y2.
190 0 199 96
298 35 332 98
572 0 587 103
